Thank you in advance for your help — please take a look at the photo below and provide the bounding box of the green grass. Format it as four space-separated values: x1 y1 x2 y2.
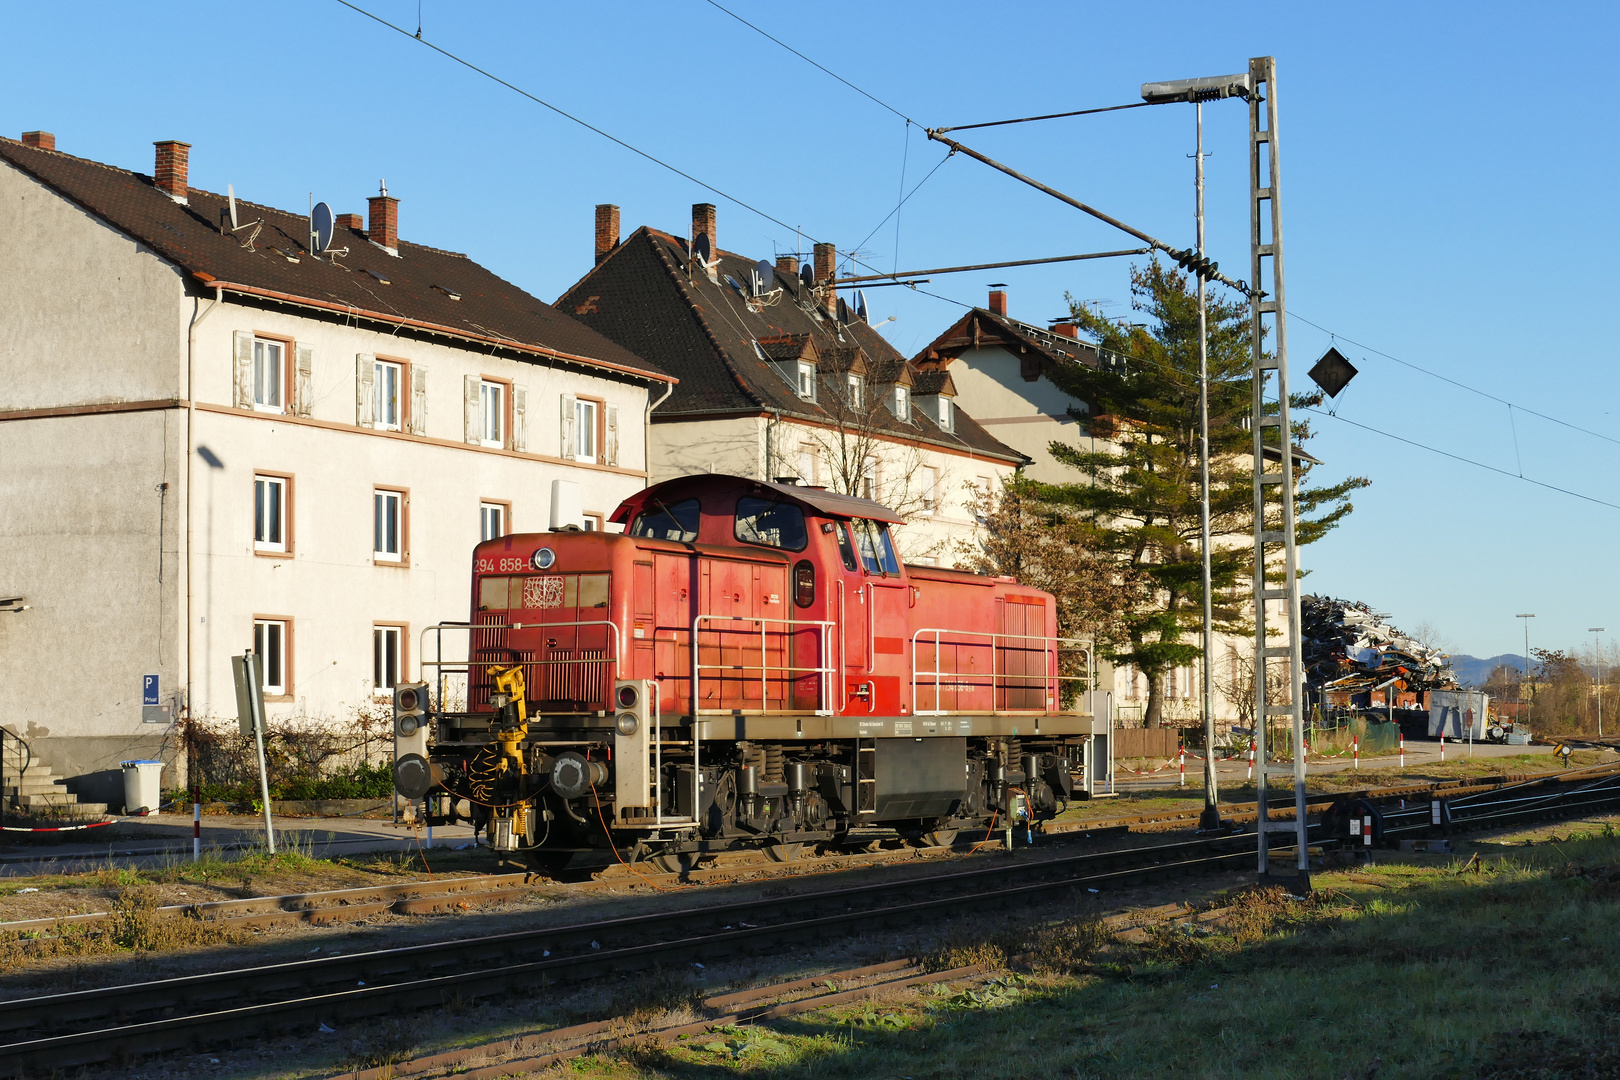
557 825 1620 1079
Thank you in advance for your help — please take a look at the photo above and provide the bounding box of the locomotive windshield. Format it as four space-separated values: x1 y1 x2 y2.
630 498 700 542
850 518 900 575
734 496 808 551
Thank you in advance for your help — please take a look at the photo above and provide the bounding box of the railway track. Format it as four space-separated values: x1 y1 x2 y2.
6 764 1620 1076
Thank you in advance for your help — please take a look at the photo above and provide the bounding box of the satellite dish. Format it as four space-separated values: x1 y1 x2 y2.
227 183 240 230
310 201 335 255
855 290 869 321
691 232 711 267
724 274 745 296
754 259 774 296
836 297 850 325
800 264 814 289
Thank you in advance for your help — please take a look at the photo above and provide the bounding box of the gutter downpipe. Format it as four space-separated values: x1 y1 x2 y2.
644 379 674 482
185 285 222 748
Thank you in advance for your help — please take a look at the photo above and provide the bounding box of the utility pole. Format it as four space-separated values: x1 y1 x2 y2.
1517 613 1535 730
1590 627 1606 737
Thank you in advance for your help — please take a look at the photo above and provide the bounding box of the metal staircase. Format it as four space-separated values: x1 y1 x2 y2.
1247 55 1310 880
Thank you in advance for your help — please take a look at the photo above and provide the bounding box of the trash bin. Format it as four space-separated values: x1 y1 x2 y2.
121 759 164 815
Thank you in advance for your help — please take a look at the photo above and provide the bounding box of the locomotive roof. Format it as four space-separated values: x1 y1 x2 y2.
612 474 905 526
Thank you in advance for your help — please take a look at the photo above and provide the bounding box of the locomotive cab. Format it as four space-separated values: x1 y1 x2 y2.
405 473 1094 874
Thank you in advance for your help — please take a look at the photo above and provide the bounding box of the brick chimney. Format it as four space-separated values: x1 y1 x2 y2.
21 131 55 150
595 203 620 265
690 202 718 280
776 255 799 277
336 213 364 231
368 182 399 254
1052 322 1078 339
813 242 837 316
988 286 1007 316
153 140 190 203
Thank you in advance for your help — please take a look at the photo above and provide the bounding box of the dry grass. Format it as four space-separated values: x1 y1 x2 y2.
0 886 249 965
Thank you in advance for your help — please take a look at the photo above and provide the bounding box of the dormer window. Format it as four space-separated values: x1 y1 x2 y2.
890 385 909 422
797 362 817 402
845 374 864 407
938 396 953 431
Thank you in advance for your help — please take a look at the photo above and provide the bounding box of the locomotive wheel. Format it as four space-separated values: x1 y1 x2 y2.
651 851 695 875
521 849 575 878
763 841 803 862
919 828 959 849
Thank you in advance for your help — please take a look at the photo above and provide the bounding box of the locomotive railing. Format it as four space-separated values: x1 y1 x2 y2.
691 615 838 717
910 628 1092 716
419 619 624 714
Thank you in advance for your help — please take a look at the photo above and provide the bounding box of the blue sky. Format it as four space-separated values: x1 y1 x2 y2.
6 1 1617 660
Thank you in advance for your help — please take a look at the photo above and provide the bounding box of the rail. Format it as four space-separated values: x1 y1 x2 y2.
690 614 838 717
910 628 1091 716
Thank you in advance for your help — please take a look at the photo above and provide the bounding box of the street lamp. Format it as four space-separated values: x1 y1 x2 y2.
1516 614 1535 730
1140 72 1251 832
1590 627 1606 737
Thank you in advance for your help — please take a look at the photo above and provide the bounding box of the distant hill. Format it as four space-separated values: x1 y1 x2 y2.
1448 654 1529 687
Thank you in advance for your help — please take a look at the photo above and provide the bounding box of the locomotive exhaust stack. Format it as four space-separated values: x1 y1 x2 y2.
397 473 1097 873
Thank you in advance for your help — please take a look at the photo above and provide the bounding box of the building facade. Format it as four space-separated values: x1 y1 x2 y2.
0 132 673 804
557 204 1027 565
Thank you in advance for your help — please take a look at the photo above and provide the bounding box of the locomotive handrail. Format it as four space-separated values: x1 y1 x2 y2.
909 628 1092 717
690 614 838 718
418 619 624 712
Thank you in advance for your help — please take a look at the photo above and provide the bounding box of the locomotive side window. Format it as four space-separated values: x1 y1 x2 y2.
851 518 900 575
734 496 808 551
835 522 858 570
478 575 511 610
793 559 816 607
630 498 700 542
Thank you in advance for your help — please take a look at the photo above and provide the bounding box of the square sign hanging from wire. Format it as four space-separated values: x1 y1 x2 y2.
1308 346 1359 398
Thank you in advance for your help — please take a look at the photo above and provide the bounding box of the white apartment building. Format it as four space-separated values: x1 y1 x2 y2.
0 132 673 805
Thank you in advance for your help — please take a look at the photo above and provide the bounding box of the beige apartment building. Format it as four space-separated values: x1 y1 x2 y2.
0 132 673 806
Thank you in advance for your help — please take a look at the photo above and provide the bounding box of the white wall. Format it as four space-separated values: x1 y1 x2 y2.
948 346 1094 486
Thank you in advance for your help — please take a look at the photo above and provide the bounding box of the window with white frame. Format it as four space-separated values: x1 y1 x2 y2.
373 625 402 693
891 385 909 421
374 359 403 431
860 463 879 502
253 338 285 413
919 466 939 515
479 380 505 447
254 618 288 695
796 362 817 402
845 373 864 407
573 397 598 462
480 502 506 542
937 396 954 432
254 474 288 552
374 489 404 561
796 446 818 486
974 475 993 523
583 513 603 532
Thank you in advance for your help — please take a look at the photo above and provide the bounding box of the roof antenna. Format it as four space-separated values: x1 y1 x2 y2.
219 182 263 249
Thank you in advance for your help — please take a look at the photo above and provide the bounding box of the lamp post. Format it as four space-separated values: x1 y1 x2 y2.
1516 613 1535 729
1141 71 1252 832
1590 627 1606 737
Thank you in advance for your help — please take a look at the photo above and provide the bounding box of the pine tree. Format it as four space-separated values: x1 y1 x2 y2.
1031 261 1367 726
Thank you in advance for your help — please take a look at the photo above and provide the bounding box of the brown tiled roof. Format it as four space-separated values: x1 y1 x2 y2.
0 137 670 383
912 370 956 396
558 227 1025 465
913 307 1100 381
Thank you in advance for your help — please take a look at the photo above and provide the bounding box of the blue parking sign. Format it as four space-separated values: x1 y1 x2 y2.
143 675 159 706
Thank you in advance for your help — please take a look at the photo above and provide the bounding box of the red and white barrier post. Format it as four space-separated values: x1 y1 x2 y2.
1179 744 1186 787
1399 733 1405 769
192 783 201 862
1353 735 1360 771
1247 739 1256 781
1440 733 1446 762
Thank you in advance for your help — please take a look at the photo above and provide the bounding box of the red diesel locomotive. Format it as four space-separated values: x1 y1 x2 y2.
392 473 1093 872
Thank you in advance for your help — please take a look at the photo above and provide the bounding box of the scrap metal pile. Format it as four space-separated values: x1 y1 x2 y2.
1303 594 1458 695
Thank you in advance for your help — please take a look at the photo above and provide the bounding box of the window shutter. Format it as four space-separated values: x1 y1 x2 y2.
512 387 527 452
294 345 314 417
605 404 619 467
355 354 375 428
464 376 481 444
233 331 254 409
409 366 427 435
560 393 577 458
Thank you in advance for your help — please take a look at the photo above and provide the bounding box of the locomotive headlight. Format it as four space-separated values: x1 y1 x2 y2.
531 547 556 570
615 712 639 736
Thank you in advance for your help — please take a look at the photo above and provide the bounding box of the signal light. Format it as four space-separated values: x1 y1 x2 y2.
616 684 640 710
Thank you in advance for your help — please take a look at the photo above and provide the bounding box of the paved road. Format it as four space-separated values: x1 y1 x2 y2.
0 813 478 876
